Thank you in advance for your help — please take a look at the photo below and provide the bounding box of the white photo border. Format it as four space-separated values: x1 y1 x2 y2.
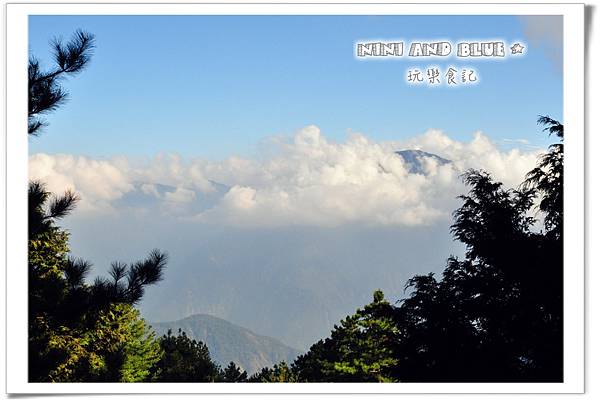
5 1 585 394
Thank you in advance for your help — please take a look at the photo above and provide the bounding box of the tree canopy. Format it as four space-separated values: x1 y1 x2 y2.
28 181 169 382
28 29 95 136
150 329 222 382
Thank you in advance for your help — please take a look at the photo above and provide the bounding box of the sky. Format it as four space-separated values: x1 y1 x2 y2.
28 15 563 159
27 15 564 348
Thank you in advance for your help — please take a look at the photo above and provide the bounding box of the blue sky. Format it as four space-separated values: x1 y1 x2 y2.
28 15 563 159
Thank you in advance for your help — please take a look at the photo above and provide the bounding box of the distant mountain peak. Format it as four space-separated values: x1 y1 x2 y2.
395 149 451 174
150 314 301 375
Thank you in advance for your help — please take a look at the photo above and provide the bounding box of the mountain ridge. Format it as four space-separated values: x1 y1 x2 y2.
150 313 301 375
395 149 452 174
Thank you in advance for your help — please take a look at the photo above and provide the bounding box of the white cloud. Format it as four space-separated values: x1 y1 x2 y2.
28 153 134 213
28 126 543 227
164 187 197 203
140 183 160 197
397 130 542 189
129 153 215 193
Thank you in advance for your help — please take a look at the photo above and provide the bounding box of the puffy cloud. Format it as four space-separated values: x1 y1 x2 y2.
397 130 542 189
28 126 543 226
128 153 215 194
195 127 456 227
28 153 134 213
164 187 197 203
140 183 160 197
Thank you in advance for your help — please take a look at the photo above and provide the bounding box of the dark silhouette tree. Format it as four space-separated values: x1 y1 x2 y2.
522 115 564 239
289 116 564 383
388 168 556 382
248 361 297 383
221 361 248 383
29 29 95 135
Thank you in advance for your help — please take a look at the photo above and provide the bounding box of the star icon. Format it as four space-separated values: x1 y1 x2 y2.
510 43 525 54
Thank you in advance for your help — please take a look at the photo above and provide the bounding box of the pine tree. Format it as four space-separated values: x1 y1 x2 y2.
292 290 398 382
28 29 95 135
221 361 248 382
291 116 564 382
28 30 169 382
151 329 222 382
43 304 162 382
248 361 297 383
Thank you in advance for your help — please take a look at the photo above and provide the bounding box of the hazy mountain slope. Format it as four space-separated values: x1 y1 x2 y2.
137 222 461 350
66 150 463 350
150 314 301 375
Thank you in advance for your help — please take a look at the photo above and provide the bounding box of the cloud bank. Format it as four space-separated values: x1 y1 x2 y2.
29 126 542 227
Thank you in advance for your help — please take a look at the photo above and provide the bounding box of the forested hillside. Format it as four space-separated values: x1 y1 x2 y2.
151 314 300 374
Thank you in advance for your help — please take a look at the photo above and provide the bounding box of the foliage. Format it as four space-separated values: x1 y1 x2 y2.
390 168 558 381
41 304 162 382
150 313 300 376
28 181 168 382
293 290 398 382
151 329 222 382
28 29 95 135
522 116 564 239
248 361 298 383
221 361 249 383
117 306 164 382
